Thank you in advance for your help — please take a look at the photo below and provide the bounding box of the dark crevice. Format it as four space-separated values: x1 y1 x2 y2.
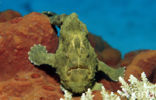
35 64 60 82
95 71 113 82
148 68 156 83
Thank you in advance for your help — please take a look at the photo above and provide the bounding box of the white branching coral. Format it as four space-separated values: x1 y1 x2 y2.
101 86 121 100
117 72 156 100
81 89 94 100
60 72 156 100
60 89 72 100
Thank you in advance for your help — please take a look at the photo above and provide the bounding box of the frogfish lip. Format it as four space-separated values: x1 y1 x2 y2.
67 65 88 75
68 65 88 71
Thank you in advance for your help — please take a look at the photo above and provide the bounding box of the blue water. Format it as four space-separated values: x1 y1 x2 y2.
0 0 156 56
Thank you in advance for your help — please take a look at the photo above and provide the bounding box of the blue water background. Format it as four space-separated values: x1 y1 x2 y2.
0 0 156 56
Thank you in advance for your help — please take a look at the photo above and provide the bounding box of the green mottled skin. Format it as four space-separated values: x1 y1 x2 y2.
28 12 125 94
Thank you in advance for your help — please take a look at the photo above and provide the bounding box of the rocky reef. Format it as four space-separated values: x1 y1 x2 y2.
0 10 155 100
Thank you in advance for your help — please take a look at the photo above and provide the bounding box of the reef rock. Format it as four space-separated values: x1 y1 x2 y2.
88 33 121 67
0 10 123 99
0 10 21 22
97 48 121 67
121 50 148 67
88 33 122 93
0 69 63 99
88 33 111 51
0 11 60 99
1 10 155 99
0 12 58 81
124 50 156 83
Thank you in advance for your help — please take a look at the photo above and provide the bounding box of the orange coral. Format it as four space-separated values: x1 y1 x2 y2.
0 10 21 22
0 11 61 99
0 69 63 99
0 12 58 81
